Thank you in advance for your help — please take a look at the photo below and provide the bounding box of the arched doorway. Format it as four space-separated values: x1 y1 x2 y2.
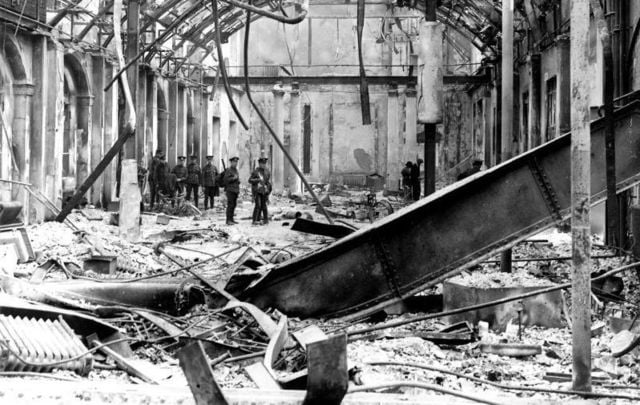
62 55 91 199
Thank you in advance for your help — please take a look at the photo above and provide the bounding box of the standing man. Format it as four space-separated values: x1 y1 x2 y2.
172 156 187 194
202 155 219 210
149 149 163 209
401 161 413 200
411 158 423 201
223 156 240 225
186 155 202 208
249 157 272 225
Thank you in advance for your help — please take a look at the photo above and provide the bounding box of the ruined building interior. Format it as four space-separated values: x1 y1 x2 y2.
0 0 640 404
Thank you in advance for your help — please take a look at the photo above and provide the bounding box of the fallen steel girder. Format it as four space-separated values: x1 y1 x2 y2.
242 101 640 319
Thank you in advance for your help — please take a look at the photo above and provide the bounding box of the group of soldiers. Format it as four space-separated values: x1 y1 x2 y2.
147 150 272 226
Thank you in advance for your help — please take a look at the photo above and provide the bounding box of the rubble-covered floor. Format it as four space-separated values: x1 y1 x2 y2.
1 188 639 404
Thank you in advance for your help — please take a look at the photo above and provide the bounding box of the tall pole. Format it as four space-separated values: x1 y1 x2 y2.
422 1 439 197
501 0 514 161
570 0 592 393
500 0 514 273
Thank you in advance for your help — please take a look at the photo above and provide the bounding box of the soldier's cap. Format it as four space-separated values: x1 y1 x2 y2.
206 155 214 159
190 154 197 159
157 151 165 157
178 156 186 160
229 156 239 162
258 157 268 163
155 149 163 154
406 161 413 167
472 158 483 165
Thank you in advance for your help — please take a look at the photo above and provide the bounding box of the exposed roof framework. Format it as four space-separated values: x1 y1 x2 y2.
42 0 549 78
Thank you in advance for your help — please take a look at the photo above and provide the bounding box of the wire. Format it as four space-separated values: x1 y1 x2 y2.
348 381 503 405
367 361 640 401
0 371 80 381
242 0 335 225
212 0 249 130
220 0 308 24
340 261 640 336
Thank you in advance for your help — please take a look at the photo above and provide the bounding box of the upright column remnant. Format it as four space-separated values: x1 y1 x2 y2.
271 84 285 193
570 0 592 392
386 84 400 191
119 159 141 241
418 2 442 197
288 83 302 195
501 0 514 161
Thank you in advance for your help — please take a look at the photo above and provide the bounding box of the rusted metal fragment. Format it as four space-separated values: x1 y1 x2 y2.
303 334 348 405
88 333 158 384
291 218 355 239
178 341 230 405
242 101 640 319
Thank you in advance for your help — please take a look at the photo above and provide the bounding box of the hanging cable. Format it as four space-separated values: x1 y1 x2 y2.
243 0 334 224
221 0 308 24
212 0 249 130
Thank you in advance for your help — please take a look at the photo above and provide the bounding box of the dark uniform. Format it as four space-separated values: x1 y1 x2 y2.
186 156 202 208
172 157 187 193
149 151 163 209
202 156 219 210
401 162 412 199
223 157 240 225
249 158 272 225
411 159 423 201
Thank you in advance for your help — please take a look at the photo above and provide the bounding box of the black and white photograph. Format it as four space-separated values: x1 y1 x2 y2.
0 0 639 403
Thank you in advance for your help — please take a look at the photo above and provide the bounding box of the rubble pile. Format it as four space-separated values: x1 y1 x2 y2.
0 189 639 404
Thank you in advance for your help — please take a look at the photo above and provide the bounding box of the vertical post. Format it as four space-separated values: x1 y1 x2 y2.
91 55 105 207
272 84 285 193
12 83 34 224
501 0 514 161
420 1 441 197
30 36 47 222
570 0 592 393
120 0 140 240
289 83 302 194
386 85 400 191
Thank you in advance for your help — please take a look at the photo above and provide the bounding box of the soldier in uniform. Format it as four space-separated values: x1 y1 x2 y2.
222 156 240 225
149 149 163 209
202 155 219 210
249 157 272 225
172 156 187 193
186 155 202 208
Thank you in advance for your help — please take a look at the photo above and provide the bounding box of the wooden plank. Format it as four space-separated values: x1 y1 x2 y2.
244 363 281 390
178 341 229 405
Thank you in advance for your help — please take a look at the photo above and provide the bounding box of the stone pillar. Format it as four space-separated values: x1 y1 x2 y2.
168 81 178 167
271 84 285 193
405 85 418 162
158 110 169 155
90 55 105 206
557 35 571 136
119 159 141 241
103 63 117 206
501 0 514 161
45 40 65 212
529 54 542 148
76 94 93 191
199 92 208 166
30 37 47 222
386 85 400 191
288 84 302 194
136 68 147 167
12 83 33 223
147 72 157 168
177 85 186 158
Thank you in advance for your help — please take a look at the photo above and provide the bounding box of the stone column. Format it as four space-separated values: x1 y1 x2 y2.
12 83 34 223
405 85 418 164
500 0 514 161
91 55 105 206
199 92 208 166
119 159 141 241
76 94 93 191
386 85 400 191
528 54 542 148
177 85 186 158
167 81 178 167
557 35 571 136
158 110 169 155
147 72 157 168
271 84 285 193
288 83 302 194
102 63 117 206
136 68 147 167
45 40 65 212
30 37 47 222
